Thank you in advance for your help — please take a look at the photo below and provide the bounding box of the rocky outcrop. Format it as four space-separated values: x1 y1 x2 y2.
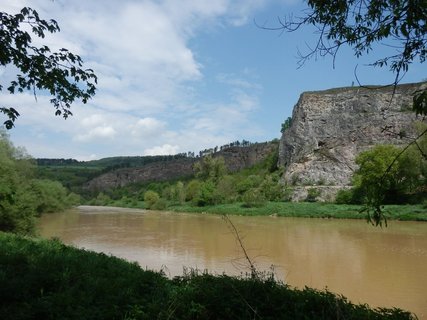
86 142 277 191
85 158 196 191
279 82 426 198
216 142 277 172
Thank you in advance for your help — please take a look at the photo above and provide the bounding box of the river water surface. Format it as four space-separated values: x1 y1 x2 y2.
37 206 427 318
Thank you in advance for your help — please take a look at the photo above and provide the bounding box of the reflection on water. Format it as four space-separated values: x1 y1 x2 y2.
38 206 427 318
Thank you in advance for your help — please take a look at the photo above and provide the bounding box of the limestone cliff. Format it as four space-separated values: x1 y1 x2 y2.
279 82 426 200
86 142 277 191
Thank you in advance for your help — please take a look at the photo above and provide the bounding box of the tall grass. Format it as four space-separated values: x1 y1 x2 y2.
167 202 427 221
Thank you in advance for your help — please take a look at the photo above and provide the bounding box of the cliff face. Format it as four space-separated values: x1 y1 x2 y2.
279 82 426 193
86 142 277 191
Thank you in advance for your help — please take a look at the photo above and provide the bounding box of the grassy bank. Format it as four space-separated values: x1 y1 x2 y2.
125 201 427 221
0 232 416 319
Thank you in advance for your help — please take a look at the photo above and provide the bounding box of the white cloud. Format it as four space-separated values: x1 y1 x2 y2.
75 126 117 142
81 114 105 127
131 117 166 137
3 0 275 159
144 144 180 156
217 73 262 90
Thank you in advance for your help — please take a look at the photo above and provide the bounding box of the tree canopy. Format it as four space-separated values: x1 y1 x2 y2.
0 7 97 129
0 131 78 234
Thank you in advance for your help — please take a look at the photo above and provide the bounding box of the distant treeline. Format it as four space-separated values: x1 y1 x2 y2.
36 139 257 170
36 158 79 166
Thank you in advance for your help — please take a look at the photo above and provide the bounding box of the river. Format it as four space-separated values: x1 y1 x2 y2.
37 206 427 318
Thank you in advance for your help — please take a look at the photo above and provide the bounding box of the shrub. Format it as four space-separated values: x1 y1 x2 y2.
305 188 320 202
260 174 284 201
335 189 354 204
185 180 201 202
144 191 160 209
242 188 266 208
151 198 167 210
194 181 216 206
236 175 263 194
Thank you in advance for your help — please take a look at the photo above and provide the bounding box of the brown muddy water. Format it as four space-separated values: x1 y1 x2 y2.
37 206 427 318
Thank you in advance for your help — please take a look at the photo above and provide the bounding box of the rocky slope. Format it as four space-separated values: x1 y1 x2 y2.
279 82 426 201
86 142 277 191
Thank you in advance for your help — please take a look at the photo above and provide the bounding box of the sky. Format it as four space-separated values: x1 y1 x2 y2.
2 0 425 160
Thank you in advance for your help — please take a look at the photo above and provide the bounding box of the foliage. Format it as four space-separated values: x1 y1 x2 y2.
90 192 112 206
185 179 201 202
260 173 285 201
194 181 217 206
28 179 71 214
335 188 366 204
353 142 426 225
214 175 238 203
236 174 263 194
0 232 169 320
0 232 416 319
175 181 186 204
305 188 321 202
194 155 226 181
143 191 160 210
167 202 427 221
242 188 266 208
151 198 167 210
0 7 97 128
280 116 292 133
0 132 73 234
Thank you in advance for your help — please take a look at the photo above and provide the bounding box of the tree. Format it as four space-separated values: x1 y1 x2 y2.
143 190 160 209
267 0 426 116
194 155 227 181
0 131 73 234
185 179 201 202
0 7 97 129
280 117 292 133
352 137 426 225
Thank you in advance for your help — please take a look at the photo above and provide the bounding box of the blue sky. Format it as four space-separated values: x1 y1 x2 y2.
3 0 425 160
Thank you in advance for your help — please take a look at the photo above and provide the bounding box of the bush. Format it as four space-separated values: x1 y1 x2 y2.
152 198 167 210
185 180 201 202
144 191 160 209
260 174 284 201
236 175 263 194
335 187 366 205
194 181 216 206
242 188 266 208
305 188 320 202
335 189 354 204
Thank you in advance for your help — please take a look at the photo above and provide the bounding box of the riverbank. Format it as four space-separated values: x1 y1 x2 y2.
97 201 427 221
0 231 416 319
168 202 427 221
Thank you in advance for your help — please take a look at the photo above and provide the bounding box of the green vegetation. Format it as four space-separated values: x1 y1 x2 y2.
0 132 78 234
166 202 427 221
85 145 290 210
1 7 97 129
81 140 426 222
35 154 192 195
7 128 424 224
280 116 292 133
335 124 426 224
0 232 416 320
